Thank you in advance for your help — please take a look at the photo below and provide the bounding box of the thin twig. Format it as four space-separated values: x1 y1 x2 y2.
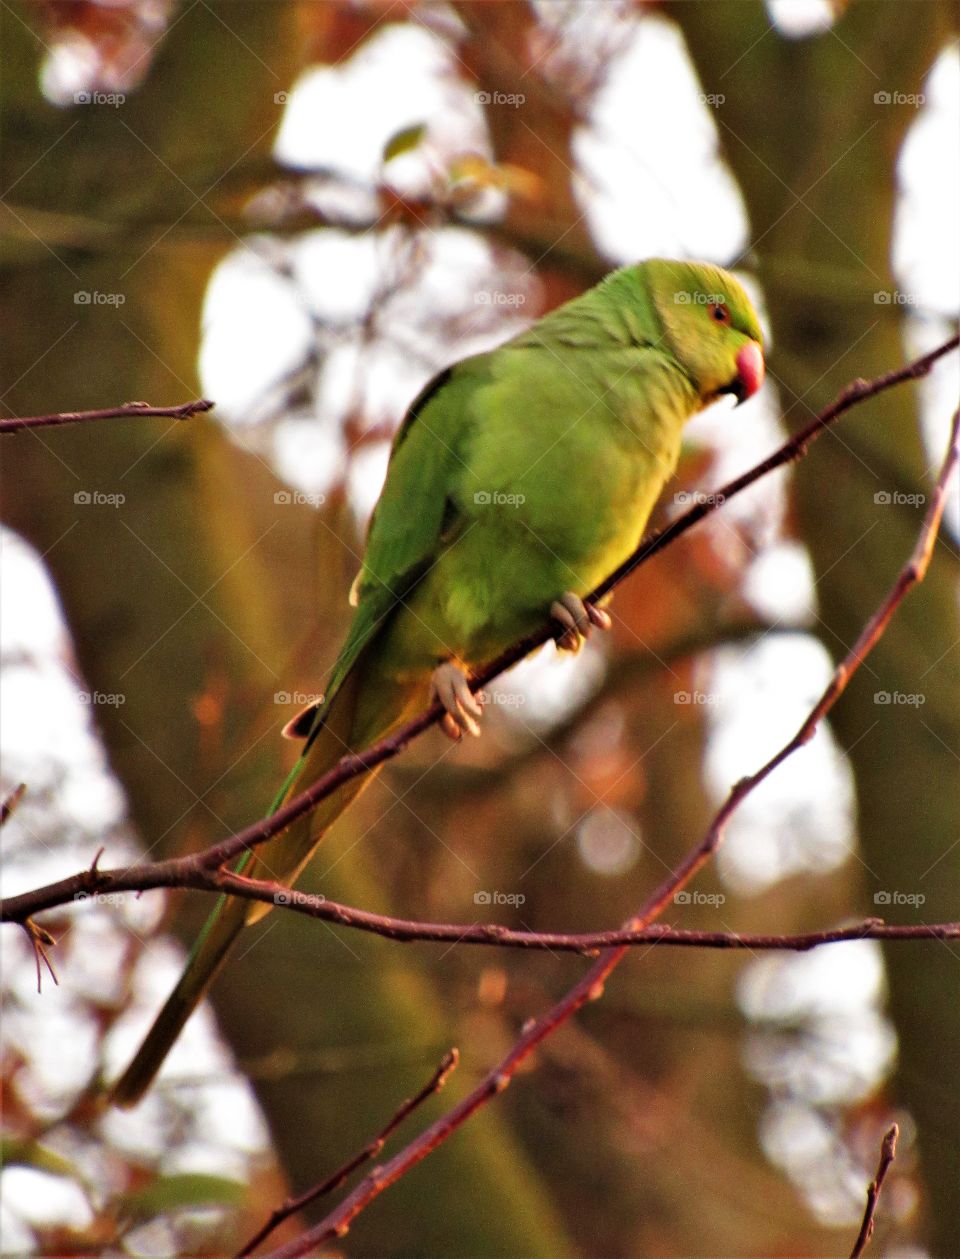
258 403 959 1258
237 1049 458 1258
590 335 958 605
140 904 960 952
1 783 27 826
262 955 624 1259
850 1124 899 1259
635 403 960 929
20 919 59 994
3 857 957 950
1 338 955 930
0 398 213 434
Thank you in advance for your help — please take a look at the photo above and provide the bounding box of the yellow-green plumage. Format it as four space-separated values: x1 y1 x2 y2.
110 259 763 1106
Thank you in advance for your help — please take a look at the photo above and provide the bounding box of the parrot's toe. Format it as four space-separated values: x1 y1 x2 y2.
431 661 483 739
550 592 611 653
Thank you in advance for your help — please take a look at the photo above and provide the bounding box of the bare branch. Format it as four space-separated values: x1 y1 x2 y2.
1 329 954 1259
592 335 959 603
635 402 959 929
1 783 27 826
258 401 959 1258
261 954 624 1259
142 902 960 953
4 853 957 950
0 398 213 434
237 1049 458 1258
2 338 955 930
850 1124 899 1259
20 918 59 994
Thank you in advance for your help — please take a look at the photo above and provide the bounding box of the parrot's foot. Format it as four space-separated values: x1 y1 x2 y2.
431 661 483 740
550 592 612 653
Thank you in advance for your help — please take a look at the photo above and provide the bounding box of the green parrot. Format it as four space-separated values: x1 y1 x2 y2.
110 258 764 1106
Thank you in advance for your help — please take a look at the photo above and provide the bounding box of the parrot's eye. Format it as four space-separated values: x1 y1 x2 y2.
708 302 731 325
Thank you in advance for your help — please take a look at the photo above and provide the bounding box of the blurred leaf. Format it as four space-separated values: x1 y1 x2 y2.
121 1172 246 1221
450 153 544 201
1 1137 80 1180
382 123 427 164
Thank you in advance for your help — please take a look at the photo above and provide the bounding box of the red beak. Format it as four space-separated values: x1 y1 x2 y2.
735 341 765 402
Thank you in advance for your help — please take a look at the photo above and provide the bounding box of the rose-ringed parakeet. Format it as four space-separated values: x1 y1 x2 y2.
110 258 764 1106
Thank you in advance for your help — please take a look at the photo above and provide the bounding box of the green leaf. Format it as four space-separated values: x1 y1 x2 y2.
121 1172 246 1221
1 1137 80 1180
382 123 426 164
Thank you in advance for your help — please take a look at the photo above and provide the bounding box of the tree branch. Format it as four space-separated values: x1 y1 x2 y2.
4 851 957 951
1 332 953 1259
1 783 27 826
0 398 213 434
256 401 959 1258
850 1124 899 1259
238 1049 459 1258
2 337 955 931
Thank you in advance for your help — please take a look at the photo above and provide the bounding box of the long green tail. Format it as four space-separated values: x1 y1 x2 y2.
109 669 402 1108
108 880 252 1107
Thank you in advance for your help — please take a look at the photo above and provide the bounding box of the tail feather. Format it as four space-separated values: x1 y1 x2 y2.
109 663 420 1107
243 674 374 926
109 891 247 1107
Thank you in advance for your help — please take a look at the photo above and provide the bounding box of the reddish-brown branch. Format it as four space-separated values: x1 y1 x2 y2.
4 855 957 950
1 783 27 826
262 949 626 1259
20 918 59 994
0 398 213 434
2 338 956 931
237 1049 458 1258
157 908 957 952
850 1124 899 1259
591 333 957 604
257 403 959 1259
0 336 953 1257
634 402 960 928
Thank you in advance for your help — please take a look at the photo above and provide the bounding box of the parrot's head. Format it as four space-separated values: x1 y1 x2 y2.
643 259 765 408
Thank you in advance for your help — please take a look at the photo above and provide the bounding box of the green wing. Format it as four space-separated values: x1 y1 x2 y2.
298 356 487 741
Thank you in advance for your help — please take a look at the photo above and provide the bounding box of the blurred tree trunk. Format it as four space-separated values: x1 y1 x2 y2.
5 0 958 1252
0 5 571 1254
671 2 960 1249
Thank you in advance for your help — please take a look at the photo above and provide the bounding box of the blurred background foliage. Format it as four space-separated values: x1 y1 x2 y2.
1 1 958 1256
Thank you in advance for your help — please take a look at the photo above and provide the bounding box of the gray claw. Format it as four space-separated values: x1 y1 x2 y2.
550 592 611 653
431 661 483 739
